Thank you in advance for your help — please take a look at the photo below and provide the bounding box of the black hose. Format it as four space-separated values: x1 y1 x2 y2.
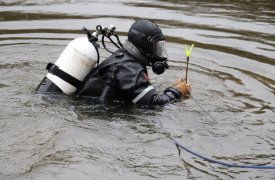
102 35 113 53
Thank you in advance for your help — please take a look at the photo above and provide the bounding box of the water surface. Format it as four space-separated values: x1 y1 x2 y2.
0 0 275 179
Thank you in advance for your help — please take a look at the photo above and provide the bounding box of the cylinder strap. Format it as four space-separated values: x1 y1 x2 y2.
46 63 82 88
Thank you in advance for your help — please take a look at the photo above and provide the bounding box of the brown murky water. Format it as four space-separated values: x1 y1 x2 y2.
0 0 275 179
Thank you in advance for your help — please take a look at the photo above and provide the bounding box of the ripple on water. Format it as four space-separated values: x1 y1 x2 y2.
0 0 275 179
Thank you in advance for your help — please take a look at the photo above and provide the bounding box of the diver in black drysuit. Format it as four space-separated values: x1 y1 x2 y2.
36 20 191 106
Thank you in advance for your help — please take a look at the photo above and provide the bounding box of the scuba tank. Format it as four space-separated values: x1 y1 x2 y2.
36 24 123 95
44 37 98 94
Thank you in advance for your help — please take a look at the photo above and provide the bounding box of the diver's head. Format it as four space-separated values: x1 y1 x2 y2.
128 20 169 75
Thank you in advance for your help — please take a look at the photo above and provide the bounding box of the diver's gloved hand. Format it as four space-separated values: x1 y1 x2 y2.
164 78 191 99
174 78 191 95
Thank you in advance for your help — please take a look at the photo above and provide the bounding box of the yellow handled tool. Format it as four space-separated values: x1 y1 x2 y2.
184 44 194 83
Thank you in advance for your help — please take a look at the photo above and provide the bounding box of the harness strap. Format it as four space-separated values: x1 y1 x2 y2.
46 63 82 88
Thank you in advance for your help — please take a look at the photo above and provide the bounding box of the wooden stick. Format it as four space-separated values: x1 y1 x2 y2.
185 57 189 83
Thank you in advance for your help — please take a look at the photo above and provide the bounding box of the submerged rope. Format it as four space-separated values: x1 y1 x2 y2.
159 92 275 170
173 139 275 169
188 92 217 124
172 44 275 169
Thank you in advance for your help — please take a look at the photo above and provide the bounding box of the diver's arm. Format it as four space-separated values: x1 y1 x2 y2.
115 62 190 106
133 86 183 106
132 78 191 106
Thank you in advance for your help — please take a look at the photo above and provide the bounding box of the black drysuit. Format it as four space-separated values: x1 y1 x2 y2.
76 48 182 106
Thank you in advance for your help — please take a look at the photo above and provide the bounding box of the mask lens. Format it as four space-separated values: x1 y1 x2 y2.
156 40 168 58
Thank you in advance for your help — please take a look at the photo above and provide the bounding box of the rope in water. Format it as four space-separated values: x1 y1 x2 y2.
159 91 275 169
173 44 275 169
173 139 275 169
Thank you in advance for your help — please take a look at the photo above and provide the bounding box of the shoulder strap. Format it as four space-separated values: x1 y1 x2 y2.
96 50 133 69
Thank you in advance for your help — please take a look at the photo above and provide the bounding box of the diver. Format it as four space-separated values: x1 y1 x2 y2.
36 19 191 106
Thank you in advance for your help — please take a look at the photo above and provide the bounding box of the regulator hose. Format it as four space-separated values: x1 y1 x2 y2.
102 35 113 53
82 27 100 66
102 34 123 53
